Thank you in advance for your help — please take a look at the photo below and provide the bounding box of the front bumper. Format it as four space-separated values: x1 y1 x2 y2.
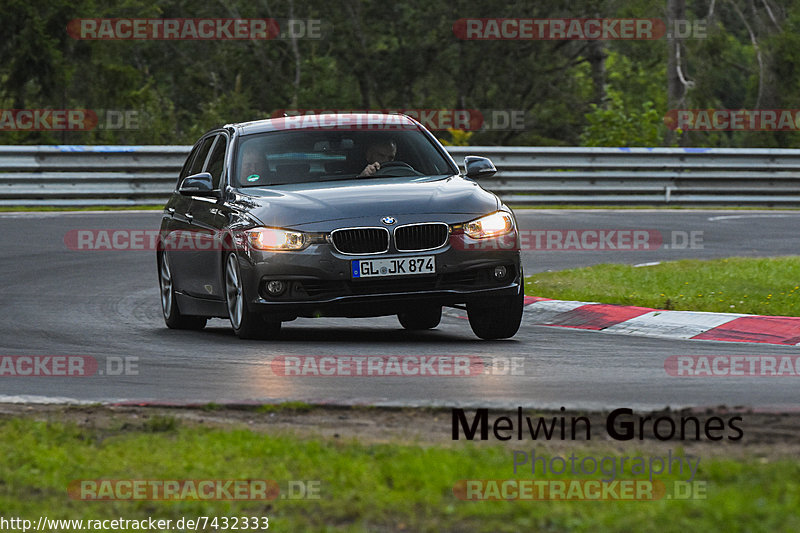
237 238 521 319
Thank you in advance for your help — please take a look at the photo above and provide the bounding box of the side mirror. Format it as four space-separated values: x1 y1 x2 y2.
179 172 215 196
464 156 497 179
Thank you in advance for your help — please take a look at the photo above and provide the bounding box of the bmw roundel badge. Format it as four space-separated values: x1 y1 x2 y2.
381 216 396 225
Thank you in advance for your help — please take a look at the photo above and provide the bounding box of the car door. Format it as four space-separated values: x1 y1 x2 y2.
181 132 231 299
161 148 195 254
167 133 216 296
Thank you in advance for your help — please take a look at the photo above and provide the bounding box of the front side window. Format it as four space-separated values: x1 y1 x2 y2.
177 138 209 187
188 136 215 176
204 134 228 190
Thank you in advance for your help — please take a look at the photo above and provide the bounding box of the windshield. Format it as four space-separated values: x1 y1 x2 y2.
234 128 457 187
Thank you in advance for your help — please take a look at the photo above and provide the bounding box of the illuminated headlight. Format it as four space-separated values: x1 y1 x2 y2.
464 211 515 239
247 227 309 251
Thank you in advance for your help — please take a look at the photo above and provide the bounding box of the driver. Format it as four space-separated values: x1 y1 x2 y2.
359 140 397 177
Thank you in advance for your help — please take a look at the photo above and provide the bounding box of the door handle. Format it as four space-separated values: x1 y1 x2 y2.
167 207 175 215
185 213 193 222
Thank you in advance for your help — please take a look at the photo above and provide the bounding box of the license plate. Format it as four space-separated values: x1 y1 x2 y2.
351 256 435 278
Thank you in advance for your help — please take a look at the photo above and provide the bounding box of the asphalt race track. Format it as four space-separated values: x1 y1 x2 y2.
0 209 798 410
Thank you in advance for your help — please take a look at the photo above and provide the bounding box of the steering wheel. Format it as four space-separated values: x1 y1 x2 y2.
378 161 411 169
372 161 419 176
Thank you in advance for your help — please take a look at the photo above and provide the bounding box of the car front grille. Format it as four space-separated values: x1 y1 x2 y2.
394 223 449 251
330 227 390 254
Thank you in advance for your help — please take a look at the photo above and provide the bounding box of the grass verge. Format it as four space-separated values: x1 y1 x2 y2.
525 257 800 316
1 411 798 532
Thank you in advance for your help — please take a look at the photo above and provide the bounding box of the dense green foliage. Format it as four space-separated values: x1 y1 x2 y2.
3 0 799 146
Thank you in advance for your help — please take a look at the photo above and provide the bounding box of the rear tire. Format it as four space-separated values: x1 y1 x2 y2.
225 253 281 339
398 306 442 330
158 252 207 330
467 288 523 340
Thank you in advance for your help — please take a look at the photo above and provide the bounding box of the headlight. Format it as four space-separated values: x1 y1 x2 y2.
463 211 515 239
247 227 309 251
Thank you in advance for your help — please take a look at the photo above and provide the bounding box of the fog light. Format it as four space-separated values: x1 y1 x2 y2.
493 266 507 280
266 280 286 296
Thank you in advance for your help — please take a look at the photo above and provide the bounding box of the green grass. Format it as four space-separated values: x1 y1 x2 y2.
525 257 800 316
255 401 315 413
0 416 798 532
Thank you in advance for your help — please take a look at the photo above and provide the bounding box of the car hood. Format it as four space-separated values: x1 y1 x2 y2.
236 175 500 228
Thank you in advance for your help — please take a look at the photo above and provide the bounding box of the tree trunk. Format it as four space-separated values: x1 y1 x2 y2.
587 40 607 107
666 0 686 145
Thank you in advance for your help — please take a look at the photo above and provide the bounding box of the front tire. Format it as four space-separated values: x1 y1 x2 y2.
467 288 523 340
158 252 207 330
398 306 442 330
225 253 281 339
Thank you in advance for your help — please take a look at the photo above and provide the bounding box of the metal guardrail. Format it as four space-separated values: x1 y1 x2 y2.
0 146 187 207
1 145 800 206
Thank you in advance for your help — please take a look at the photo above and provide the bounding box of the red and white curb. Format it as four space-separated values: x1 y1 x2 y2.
522 296 800 346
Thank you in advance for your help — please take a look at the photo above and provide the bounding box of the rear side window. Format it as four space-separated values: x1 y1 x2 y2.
205 135 228 190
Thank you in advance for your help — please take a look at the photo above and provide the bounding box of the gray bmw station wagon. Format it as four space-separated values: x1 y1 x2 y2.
157 113 523 339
